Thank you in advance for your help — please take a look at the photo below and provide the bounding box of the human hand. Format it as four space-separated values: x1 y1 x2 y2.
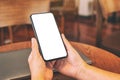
28 38 53 80
53 34 88 79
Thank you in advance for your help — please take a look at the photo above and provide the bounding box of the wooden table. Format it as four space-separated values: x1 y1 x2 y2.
0 41 120 79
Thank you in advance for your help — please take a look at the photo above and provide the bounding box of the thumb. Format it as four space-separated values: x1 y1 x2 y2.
61 34 73 50
31 38 39 53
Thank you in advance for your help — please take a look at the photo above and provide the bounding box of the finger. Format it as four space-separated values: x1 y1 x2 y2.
31 38 39 53
28 38 37 62
53 59 66 70
32 38 45 62
32 38 43 57
46 61 56 69
28 51 33 63
61 34 73 50
46 62 53 69
28 38 36 63
61 34 78 57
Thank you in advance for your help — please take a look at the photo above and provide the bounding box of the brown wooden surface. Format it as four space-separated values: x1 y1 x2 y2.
0 41 31 52
0 0 50 27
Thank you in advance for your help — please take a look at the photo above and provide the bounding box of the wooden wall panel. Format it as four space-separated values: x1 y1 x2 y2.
0 0 50 27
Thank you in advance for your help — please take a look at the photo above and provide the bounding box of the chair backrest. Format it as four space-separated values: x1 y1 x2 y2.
0 0 50 27
63 0 76 11
0 41 31 79
99 0 120 19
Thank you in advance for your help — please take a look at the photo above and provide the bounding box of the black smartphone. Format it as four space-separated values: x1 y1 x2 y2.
30 13 67 61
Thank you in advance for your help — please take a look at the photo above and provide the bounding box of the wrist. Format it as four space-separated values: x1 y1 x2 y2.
31 74 45 80
75 62 89 80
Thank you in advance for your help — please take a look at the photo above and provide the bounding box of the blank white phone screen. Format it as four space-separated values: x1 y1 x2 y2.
31 13 67 61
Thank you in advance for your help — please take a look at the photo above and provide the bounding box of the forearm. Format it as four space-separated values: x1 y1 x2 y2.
77 64 120 80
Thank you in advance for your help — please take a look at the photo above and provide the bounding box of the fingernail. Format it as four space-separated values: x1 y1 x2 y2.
31 38 36 51
31 38 34 45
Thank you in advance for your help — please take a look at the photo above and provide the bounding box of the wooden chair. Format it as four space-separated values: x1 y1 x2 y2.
95 0 120 57
71 41 120 74
0 0 50 44
50 0 78 34
50 0 77 14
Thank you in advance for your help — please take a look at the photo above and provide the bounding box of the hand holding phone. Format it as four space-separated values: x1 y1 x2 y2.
30 13 67 61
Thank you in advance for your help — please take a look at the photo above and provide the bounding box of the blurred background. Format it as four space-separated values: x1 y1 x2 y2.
0 0 120 44
0 0 120 79
0 0 120 55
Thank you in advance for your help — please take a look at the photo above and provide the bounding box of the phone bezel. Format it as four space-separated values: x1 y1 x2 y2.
30 12 68 61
